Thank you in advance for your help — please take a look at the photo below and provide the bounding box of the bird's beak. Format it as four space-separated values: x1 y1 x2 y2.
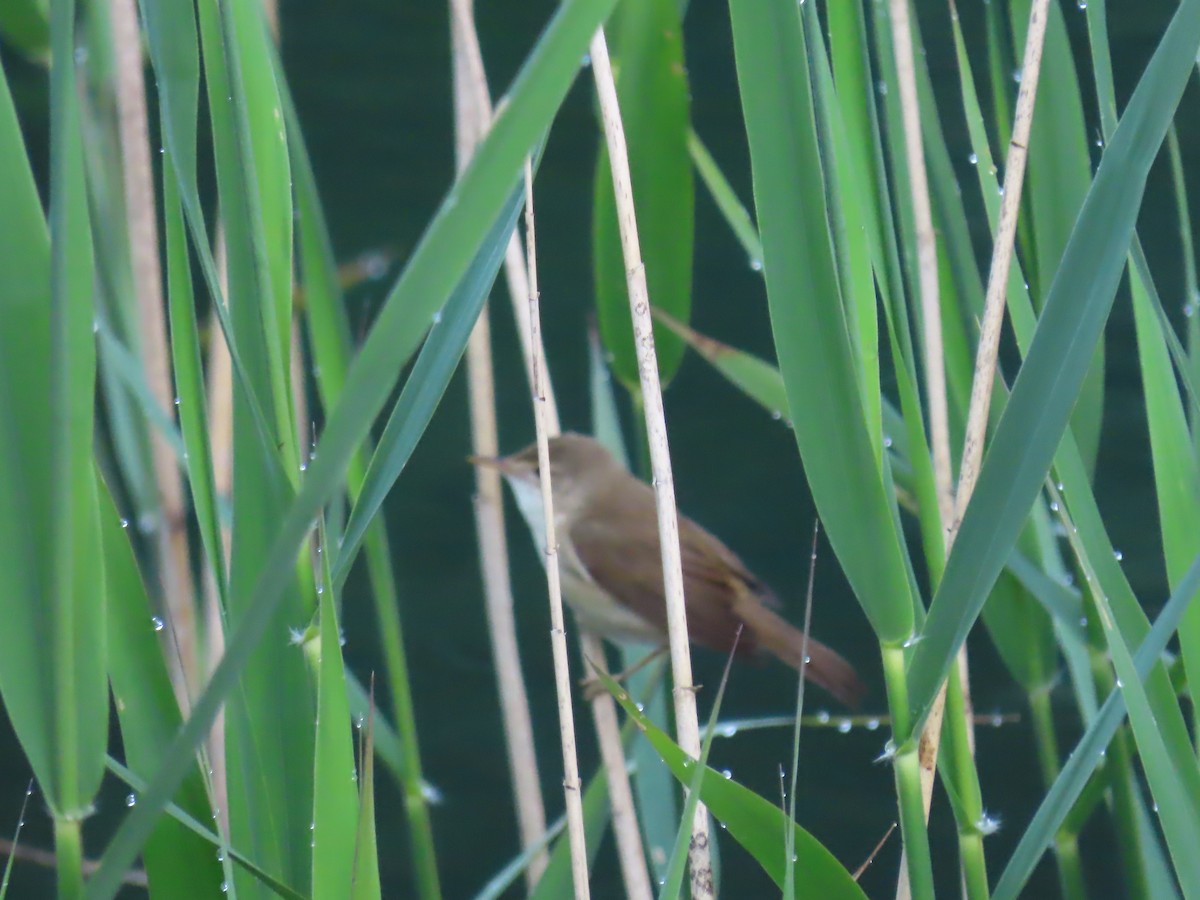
467 453 510 473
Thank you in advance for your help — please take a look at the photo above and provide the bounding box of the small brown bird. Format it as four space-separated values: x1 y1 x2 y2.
472 433 866 707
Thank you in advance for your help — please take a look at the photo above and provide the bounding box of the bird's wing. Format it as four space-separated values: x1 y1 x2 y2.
569 482 762 656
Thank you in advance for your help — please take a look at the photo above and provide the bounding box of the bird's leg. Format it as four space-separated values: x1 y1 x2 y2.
580 644 668 700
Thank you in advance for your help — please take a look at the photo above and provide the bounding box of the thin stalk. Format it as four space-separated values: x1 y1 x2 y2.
887 0 952 530
447 4 648 894
954 0 1049 525
1084 612 1151 900
450 2 548 887
204 230 233 835
883 645 936 899
942 663 988 900
784 523 820 898
1166 126 1200 456
887 0 961 893
54 816 84 900
524 161 591 899
1029 689 1087 900
588 28 710 899
110 0 199 703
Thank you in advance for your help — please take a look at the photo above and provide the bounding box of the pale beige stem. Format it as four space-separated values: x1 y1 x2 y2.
890 0 1050 895
449 4 650 896
948 0 1050 777
886 0 955 895
955 0 1049 529
204 230 234 835
588 29 712 899
449 2 548 887
524 162 591 899
111 0 198 705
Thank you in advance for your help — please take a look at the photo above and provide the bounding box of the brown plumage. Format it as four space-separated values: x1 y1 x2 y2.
481 433 866 708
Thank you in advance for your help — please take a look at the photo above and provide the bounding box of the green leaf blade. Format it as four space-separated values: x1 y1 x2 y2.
729 0 914 645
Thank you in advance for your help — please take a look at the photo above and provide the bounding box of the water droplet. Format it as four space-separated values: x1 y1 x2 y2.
216 849 225 862
120 518 130 529
1183 303 1195 319
151 616 165 632
1113 549 1123 561
431 309 443 324
349 254 384 285
220 881 229 893
877 80 889 96
991 713 1004 727
1048 501 1059 512
1077 0 1087 8
722 769 732 779
125 793 136 807
174 396 181 406
866 718 880 731
883 435 893 449
718 723 739 738
968 152 978 165
749 257 763 272
771 409 783 421
837 718 853 733
1012 67 1024 84
581 53 591 67
816 710 830 724
977 811 1002 835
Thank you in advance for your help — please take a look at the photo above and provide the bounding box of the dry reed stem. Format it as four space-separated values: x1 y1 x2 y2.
111 0 198 706
204 230 234 835
890 0 1049 895
588 29 712 899
955 0 1050 526
449 2 549 886
885 0 957 893
523 161 592 899
449 4 651 895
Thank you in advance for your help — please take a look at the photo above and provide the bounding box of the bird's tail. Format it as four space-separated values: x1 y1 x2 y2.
737 601 866 708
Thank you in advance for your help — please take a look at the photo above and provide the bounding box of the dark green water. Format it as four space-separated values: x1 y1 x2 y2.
1 0 1197 896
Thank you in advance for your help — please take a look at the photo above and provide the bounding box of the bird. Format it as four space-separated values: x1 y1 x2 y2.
472 433 866 707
